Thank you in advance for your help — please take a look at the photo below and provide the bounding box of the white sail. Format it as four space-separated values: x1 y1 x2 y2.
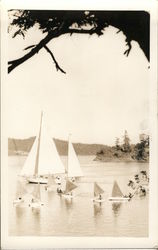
38 118 65 175
20 112 65 177
67 135 83 178
94 182 104 197
112 181 123 197
20 136 38 176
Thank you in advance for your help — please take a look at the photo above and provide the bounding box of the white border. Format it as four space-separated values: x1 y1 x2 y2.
1 0 158 248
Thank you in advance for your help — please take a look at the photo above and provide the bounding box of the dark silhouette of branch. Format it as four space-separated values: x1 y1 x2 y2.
8 27 105 74
68 28 104 36
124 38 132 56
8 10 150 73
8 22 67 73
43 45 66 74
24 45 36 50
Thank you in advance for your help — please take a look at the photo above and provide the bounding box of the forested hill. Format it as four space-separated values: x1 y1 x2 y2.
8 135 149 162
8 137 111 156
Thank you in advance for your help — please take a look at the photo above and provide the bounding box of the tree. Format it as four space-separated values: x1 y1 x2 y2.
8 10 150 73
122 130 131 152
115 137 120 150
134 135 149 161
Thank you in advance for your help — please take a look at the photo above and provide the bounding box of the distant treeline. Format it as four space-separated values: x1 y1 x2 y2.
8 137 112 156
95 131 149 162
8 131 149 162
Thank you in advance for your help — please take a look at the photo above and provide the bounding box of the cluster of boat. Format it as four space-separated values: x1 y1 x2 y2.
13 178 131 208
12 112 136 208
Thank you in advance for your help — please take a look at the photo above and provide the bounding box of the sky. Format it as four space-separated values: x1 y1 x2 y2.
7 19 150 145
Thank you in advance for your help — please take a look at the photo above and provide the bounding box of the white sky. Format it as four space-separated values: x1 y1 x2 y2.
7 23 149 145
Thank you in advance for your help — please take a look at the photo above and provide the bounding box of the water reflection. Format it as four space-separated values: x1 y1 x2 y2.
31 207 41 234
15 206 27 233
112 202 122 217
47 191 55 203
93 203 102 216
15 206 25 218
64 198 73 210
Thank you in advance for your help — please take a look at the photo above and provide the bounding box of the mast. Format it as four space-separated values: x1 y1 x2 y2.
34 111 43 176
67 133 71 177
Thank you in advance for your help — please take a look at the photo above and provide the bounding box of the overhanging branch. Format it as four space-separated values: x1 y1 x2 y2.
8 26 67 73
43 45 66 74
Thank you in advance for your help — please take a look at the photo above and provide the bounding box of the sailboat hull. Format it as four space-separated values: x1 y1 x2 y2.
27 177 48 184
108 197 130 202
62 193 74 199
92 198 105 203
13 199 24 205
29 202 44 208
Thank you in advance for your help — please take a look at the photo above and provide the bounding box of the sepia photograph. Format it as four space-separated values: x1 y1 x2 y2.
1 0 158 248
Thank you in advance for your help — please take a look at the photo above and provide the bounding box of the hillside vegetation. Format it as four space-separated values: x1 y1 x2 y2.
8 131 149 162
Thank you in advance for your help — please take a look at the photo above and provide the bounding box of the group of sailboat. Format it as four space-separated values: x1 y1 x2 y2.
14 112 83 207
92 180 131 203
13 112 132 207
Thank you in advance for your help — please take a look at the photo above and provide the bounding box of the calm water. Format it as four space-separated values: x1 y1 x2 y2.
9 155 149 237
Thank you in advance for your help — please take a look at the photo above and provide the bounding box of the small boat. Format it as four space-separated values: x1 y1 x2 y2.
66 134 83 181
20 112 65 184
13 180 27 205
92 182 105 203
29 182 44 208
61 179 77 199
109 180 130 202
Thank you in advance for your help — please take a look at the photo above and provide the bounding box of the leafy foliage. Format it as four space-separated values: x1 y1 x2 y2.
8 10 150 73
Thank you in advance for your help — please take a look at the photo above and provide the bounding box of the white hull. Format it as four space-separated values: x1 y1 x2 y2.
13 199 24 205
29 202 44 208
62 193 74 199
109 197 130 202
92 198 105 203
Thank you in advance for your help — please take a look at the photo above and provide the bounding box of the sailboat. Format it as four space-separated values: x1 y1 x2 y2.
13 180 27 205
61 179 78 199
29 182 44 207
109 180 130 201
92 182 105 203
20 112 65 184
66 134 83 181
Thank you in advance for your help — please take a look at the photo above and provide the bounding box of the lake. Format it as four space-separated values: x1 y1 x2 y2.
8 155 149 237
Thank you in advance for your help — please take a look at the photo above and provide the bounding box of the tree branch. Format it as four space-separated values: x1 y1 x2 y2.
43 45 66 74
8 26 101 74
68 28 95 35
124 38 132 57
8 25 67 73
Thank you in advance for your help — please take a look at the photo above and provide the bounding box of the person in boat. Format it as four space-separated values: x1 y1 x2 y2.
99 194 102 200
66 192 73 196
57 187 63 193
56 176 61 184
71 177 75 182
57 182 63 193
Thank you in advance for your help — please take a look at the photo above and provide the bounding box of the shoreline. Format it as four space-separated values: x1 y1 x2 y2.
94 156 149 163
8 152 149 163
